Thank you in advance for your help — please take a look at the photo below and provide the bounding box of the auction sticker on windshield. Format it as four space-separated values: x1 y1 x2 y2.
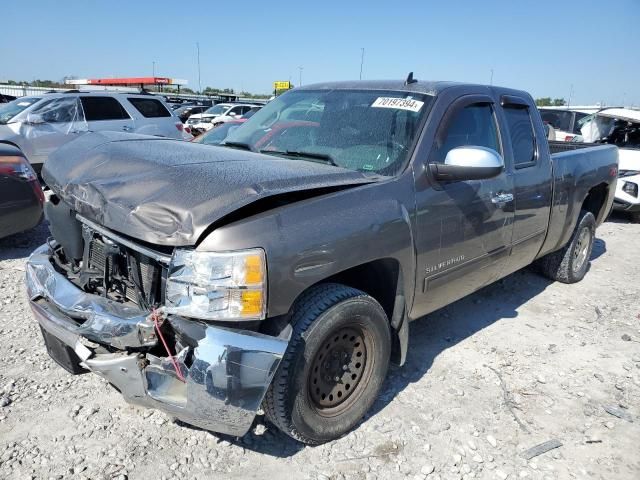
371 97 424 112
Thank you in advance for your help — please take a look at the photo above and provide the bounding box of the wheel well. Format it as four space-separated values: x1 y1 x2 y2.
582 183 609 221
322 258 402 324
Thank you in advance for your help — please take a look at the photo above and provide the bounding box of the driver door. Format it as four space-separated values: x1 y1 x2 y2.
412 94 515 318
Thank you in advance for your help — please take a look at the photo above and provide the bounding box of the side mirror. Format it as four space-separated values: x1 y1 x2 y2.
26 113 45 125
429 146 504 182
228 112 237 117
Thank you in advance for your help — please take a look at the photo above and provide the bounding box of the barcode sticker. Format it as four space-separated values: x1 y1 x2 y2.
371 97 424 112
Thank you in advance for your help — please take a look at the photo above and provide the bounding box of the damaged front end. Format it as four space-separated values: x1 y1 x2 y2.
26 210 288 437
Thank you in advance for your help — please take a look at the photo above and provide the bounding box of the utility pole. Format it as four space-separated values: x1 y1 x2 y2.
359 48 365 80
568 84 573 107
299 66 303 87
490 68 494 85
196 42 202 94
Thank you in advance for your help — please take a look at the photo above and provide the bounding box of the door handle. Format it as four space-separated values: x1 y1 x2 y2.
491 192 514 205
122 125 133 132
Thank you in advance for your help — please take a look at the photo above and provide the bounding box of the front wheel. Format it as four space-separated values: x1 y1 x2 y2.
536 210 596 283
263 283 391 444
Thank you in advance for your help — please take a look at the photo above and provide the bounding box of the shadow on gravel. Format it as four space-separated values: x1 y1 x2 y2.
606 211 636 224
0 222 49 261
366 268 554 420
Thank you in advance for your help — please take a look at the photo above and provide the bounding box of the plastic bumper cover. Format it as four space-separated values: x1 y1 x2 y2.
26 243 289 437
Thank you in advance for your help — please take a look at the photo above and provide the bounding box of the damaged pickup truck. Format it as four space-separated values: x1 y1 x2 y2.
26 79 618 444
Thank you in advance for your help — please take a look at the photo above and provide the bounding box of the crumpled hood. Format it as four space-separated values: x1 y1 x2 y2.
43 132 377 246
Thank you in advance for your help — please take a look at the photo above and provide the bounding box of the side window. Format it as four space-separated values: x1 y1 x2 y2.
127 98 171 118
434 103 500 163
31 97 84 123
504 106 535 168
81 97 130 121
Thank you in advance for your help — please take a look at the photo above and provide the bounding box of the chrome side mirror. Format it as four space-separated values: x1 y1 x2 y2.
429 146 504 181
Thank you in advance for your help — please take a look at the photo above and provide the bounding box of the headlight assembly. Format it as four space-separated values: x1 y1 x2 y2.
165 248 266 321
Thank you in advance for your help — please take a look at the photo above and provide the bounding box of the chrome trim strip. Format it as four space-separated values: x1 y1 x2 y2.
75 214 172 265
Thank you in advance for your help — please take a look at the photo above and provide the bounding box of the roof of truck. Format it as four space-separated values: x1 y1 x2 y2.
298 80 467 96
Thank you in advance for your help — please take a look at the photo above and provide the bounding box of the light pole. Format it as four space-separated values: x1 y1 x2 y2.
359 48 365 80
196 42 202 94
568 84 574 108
152 61 156 77
298 66 303 87
490 68 493 85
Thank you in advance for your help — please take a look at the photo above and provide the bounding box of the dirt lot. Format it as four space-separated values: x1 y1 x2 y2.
0 216 638 480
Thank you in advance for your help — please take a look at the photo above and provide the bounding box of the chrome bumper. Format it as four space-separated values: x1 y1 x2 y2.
26 243 289 437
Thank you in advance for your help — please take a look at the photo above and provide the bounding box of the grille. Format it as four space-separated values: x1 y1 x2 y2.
87 236 161 305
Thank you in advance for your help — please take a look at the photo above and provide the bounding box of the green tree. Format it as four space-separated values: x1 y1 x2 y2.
536 97 567 107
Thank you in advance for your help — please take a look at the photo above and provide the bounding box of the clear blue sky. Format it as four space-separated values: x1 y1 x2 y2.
2 0 639 105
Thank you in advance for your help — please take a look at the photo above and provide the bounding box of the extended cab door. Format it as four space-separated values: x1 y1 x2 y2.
411 93 515 318
498 95 553 272
79 96 135 134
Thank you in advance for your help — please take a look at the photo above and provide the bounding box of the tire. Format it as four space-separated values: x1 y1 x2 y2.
536 210 596 283
264 283 391 444
630 211 640 223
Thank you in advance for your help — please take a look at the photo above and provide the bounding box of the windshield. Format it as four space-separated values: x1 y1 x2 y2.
223 89 432 174
0 96 42 124
204 104 229 115
193 122 244 145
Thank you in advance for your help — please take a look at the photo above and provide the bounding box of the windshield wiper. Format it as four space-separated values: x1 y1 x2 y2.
220 141 255 152
259 149 339 167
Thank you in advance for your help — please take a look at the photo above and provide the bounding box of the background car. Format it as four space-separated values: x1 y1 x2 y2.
0 92 192 175
191 119 247 145
186 103 258 132
577 108 640 221
174 104 210 123
539 107 596 141
0 143 43 239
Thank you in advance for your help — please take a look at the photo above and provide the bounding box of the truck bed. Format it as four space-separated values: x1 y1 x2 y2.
548 140 601 155
538 143 618 259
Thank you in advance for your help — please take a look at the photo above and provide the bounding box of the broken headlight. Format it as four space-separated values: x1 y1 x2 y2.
165 249 266 321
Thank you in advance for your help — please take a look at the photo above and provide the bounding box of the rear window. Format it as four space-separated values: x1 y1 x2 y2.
127 98 172 118
504 106 536 167
80 97 130 121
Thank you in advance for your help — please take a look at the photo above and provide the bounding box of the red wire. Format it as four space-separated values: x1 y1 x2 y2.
151 309 186 383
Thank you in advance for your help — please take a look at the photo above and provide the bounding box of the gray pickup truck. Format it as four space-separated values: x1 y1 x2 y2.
26 79 618 444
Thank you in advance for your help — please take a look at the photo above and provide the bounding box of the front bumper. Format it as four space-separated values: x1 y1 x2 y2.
26 243 288 437
613 177 640 212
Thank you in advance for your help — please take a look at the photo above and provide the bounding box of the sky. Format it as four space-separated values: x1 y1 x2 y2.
2 0 639 105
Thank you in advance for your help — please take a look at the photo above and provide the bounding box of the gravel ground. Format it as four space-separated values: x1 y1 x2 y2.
0 216 639 480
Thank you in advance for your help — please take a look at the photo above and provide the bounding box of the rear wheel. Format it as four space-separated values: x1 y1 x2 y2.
536 210 596 283
263 283 391 444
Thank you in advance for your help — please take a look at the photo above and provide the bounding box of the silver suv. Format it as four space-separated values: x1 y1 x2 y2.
0 92 192 174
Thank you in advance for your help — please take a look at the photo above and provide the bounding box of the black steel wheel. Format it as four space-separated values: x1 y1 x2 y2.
263 283 391 444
